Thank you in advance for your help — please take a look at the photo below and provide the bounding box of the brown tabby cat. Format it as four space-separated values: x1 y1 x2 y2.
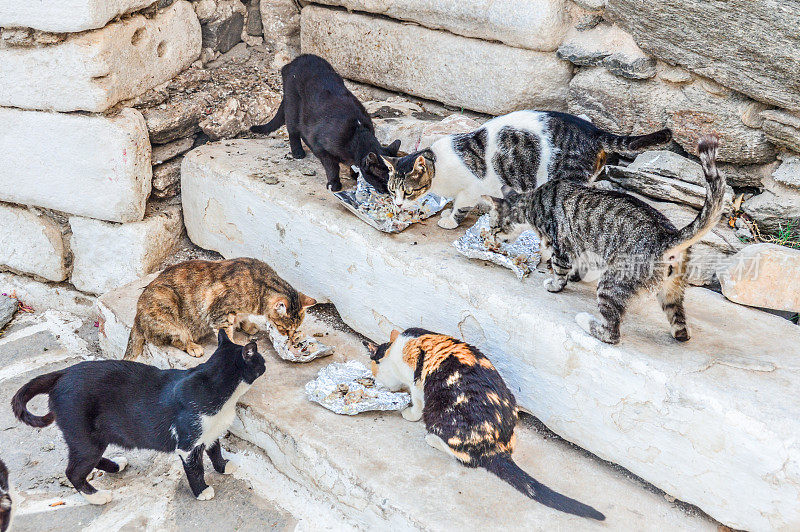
125 258 316 359
364 328 605 520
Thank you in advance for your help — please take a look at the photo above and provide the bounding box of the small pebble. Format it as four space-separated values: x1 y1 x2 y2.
301 168 316 176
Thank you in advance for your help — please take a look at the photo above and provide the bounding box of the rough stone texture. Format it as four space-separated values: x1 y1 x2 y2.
312 0 569 52
761 109 800 154
772 155 800 190
0 0 157 33
0 204 69 282
0 272 96 317
143 97 205 144
0 295 16 330
301 6 573 115
606 0 800 112
374 113 481 153
152 158 183 198
181 138 800 531
568 67 775 165
605 151 734 211
0 1 202 113
152 136 195 164
718 161 778 189
69 204 183 295
0 107 151 223
98 280 718 531
557 24 655 79
742 176 800 233
259 0 301 68
244 0 264 36
200 0 246 53
718 244 800 313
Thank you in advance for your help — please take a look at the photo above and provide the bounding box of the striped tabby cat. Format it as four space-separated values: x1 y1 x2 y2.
364 328 605 520
383 110 671 229
0 458 11 532
485 135 724 344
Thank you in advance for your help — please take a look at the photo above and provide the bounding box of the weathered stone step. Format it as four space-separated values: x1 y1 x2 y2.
0 0 158 33
0 1 200 113
301 5 571 115
0 107 151 223
96 280 717 531
179 138 800 531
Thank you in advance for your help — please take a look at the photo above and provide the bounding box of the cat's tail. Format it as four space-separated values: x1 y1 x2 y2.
11 370 65 427
596 127 672 152
123 320 145 361
481 454 606 520
249 99 285 135
667 135 725 255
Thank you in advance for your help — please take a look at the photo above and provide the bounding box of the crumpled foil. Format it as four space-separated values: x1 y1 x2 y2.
453 214 541 280
267 325 334 363
333 177 450 233
305 360 411 415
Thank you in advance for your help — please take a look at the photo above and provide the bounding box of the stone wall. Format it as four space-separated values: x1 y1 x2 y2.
0 0 289 303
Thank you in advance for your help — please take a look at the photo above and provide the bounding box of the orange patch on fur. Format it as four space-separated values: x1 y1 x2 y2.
402 335 477 380
478 357 495 370
486 392 501 405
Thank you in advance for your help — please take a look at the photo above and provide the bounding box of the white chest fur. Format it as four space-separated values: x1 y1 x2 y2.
198 382 250 447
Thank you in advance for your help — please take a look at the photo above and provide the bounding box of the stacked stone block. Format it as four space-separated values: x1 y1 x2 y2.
0 1 200 298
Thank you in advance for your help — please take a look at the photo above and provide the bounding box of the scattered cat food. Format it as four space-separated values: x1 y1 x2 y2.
453 214 541 280
266 325 333 363
305 360 411 415
333 177 450 233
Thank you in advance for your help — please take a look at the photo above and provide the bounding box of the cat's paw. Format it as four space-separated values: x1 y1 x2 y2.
437 216 459 230
291 149 306 159
401 407 423 422
196 486 215 501
186 343 205 358
110 456 128 473
440 208 452 218
223 461 238 475
673 327 690 342
575 312 596 334
83 490 113 505
327 181 343 193
543 278 565 293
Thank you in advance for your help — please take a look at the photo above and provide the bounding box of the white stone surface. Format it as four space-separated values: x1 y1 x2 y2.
301 6 573 115
0 1 201 112
374 113 482 153
718 243 800 313
0 0 157 33
0 107 152 223
312 0 569 52
69 204 183 295
0 272 96 317
0 204 69 282
182 138 800 531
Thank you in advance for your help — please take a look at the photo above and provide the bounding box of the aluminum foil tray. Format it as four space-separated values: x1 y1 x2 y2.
453 214 541 280
305 360 412 415
267 325 334 363
333 177 449 233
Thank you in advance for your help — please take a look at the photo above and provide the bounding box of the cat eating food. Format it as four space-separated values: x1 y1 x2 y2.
125 258 316 359
12 331 265 504
250 54 401 192
364 329 605 520
485 135 724 344
0 458 12 532
383 110 672 229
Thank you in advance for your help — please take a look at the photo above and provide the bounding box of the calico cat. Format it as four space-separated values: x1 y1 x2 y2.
125 258 316 359
364 328 605 520
250 54 401 192
0 459 11 532
383 110 672 229
485 135 724 344
12 331 264 504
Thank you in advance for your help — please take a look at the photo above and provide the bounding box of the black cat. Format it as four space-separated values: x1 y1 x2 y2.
0 458 11 532
11 331 265 504
250 54 401 192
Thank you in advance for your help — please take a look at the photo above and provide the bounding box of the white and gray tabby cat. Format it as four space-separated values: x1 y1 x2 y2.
0 458 12 532
382 110 672 229
485 135 724 344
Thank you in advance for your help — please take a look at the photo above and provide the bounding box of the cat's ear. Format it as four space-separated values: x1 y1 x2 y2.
413 155 427 174
299 293 317 309
383 139 401 156
481 194 504 211
390 329 400 342
362 339 379 357
273 296 289 316
242 341 258 361
218 328 231 346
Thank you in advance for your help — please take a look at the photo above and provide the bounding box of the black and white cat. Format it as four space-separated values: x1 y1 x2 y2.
0 458 12 532
250 54 401 192
383 110 672 228
11 330 265 504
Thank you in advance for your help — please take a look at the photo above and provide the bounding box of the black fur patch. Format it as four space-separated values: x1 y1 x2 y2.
492 127 541 190
452 128 488 179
